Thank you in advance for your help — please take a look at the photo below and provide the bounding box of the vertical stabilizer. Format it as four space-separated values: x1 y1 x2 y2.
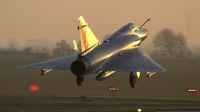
78 16 99 52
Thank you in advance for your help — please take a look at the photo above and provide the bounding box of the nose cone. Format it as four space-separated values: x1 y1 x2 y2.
137 28 149 41
136 28 149 37
143 29 149 36
139 28 149 41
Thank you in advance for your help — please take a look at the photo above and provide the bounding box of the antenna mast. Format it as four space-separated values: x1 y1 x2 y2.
139 18 150 29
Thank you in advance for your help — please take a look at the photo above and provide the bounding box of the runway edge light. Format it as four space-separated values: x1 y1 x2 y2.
138 108 142 112
29 84 39 92
108 87 118 91
188 88 198 93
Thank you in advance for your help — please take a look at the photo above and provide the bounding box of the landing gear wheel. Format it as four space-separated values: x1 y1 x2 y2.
129 72 137 88
76 76 84 86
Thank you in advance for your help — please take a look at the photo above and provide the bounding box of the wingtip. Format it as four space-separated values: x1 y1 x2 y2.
20 65 31 69
20 66 26 69
160 68 167 72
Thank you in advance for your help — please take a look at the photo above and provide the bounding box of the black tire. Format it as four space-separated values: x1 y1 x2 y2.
76 76 84 86
129 75 137 88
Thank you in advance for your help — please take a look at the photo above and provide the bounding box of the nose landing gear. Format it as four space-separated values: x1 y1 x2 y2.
76 76 85 86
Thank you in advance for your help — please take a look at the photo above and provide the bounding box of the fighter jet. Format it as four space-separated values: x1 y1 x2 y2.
21 16 165 88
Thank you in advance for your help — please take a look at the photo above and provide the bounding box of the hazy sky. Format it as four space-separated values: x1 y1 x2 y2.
0 0 200 48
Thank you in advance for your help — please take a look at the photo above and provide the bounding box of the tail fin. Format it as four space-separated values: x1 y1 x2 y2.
78 16 99 52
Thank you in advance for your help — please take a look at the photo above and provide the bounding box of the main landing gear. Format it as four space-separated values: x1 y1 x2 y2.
129 72 137 88
76 76 84 86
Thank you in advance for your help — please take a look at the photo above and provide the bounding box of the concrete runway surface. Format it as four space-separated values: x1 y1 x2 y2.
0 96 200 111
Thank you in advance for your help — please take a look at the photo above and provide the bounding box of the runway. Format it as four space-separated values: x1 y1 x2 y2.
0 96 199 111
1 58 200 111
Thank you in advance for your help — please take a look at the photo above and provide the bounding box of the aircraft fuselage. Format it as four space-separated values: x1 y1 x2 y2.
71 23 148 76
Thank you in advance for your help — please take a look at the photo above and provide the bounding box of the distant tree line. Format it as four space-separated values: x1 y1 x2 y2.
52 39 73 56
0 28 200 59
0 39 80 58
151 28 192 58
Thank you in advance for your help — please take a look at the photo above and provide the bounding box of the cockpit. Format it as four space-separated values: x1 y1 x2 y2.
102 23 148 43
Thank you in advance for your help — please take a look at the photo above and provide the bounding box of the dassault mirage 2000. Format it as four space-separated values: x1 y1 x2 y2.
21 16 165 88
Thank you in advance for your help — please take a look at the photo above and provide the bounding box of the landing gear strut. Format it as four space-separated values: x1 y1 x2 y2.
129 72 137 88
76 76 84 86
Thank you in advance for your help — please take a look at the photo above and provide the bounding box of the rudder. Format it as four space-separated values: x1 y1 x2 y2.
78 16 99 52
